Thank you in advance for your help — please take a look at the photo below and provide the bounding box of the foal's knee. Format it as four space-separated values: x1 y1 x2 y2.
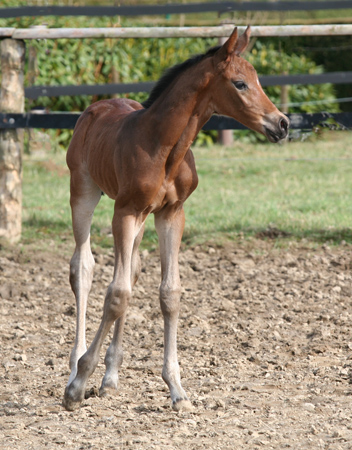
104 285 130 321
160 285 181 318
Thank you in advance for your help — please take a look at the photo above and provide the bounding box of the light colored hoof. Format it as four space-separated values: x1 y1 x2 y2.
99 385 118 398
172 399 194 412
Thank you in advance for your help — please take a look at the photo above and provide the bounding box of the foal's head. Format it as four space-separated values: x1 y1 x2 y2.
211 26 289 142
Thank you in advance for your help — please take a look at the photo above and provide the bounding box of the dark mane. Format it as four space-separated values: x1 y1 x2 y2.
142 46 220 109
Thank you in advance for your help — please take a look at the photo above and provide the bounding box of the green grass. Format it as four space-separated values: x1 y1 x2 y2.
184 132 352 245
22 130 352 250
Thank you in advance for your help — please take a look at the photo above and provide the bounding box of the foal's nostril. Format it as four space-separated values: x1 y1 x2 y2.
279 118 289 133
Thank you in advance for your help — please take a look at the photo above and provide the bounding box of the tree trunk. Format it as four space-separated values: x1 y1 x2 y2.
0 39 25 243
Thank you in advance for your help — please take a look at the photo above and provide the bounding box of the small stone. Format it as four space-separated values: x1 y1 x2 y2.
303 402 315 411
183 419 197 427
273 330 282 341
220 299 234 311
216 399 225 408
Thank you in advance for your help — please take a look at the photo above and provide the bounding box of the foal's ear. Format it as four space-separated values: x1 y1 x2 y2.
215 27 238 63
223 27 239 55
234 26 251 56
215 26 251 63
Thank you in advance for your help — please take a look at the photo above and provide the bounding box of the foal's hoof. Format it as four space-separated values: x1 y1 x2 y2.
99 385 118 398
62 396 81 411
172 398 194 412
99 377 119 398
63 387 84 411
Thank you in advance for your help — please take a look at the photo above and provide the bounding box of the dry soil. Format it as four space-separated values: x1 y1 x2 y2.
1 240 352 449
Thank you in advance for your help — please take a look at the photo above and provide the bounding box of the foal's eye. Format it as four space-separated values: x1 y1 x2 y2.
233 81 247 91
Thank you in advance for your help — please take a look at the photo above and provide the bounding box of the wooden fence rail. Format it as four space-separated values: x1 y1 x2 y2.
3 24 352 39
24 72 352 100
0 112 351 131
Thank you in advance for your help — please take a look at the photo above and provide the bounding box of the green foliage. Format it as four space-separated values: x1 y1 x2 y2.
0 15 216 147
279 35 352 113
27 34 216 112
248 41 339 114
0 14 215 110
195 130 218 147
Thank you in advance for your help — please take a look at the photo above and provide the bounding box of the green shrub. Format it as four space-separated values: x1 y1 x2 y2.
27 34 216 112
248 41 339 114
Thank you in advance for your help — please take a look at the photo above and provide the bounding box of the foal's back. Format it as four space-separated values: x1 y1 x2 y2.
66 98 144 199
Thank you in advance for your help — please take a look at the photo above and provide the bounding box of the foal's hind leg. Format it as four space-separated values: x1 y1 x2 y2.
99 224 144 396
155 206 193 411
67 171 101 385
64 207 142 411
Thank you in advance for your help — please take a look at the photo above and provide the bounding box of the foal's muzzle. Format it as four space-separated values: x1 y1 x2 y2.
264 116 289 143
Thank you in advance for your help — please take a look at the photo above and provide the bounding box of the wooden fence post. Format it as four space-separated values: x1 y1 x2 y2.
280 72 289 114
0 38 25 243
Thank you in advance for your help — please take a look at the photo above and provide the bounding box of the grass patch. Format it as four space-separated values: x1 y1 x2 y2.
183 131 352 246
22 130 352 249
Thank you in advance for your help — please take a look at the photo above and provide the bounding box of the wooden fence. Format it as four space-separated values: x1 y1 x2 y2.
21 72 352 101
1 19 352 242
1 111 351 132
2 24 352 132
4 24 352 39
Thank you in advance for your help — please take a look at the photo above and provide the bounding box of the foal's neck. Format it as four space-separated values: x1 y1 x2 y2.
146 61 215 162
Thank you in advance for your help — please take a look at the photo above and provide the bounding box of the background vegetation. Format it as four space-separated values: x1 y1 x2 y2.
1 2 352 249
21 131 352 250
0 4 345 145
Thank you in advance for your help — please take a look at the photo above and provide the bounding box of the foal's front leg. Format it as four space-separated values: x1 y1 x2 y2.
155 206 193 411
100 224 144 396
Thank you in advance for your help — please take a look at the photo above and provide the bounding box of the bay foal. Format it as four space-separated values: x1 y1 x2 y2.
63 26 289 411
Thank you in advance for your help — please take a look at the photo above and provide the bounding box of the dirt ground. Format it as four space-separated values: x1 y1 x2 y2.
1 238 352 449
